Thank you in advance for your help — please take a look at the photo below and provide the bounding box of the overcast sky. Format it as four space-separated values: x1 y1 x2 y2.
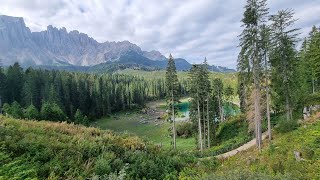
1 0 319 68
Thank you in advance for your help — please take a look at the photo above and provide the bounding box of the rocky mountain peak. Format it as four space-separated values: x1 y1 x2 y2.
0 15 234 72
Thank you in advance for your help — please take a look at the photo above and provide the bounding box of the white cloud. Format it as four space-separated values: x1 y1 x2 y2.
0 0 319 68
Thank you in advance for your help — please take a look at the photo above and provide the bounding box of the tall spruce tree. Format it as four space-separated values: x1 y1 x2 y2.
212 79 224 121
203 58 212 148
165 54 179 149
6 62 24 104
269 9 299 121
189 65 203 152
188 60 213 152
305 26 320 94
260 24 272 140
239 0 269 150
0 59 4 114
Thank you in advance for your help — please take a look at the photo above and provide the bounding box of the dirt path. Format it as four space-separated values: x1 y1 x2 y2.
199 132 268 161
215 132 268 159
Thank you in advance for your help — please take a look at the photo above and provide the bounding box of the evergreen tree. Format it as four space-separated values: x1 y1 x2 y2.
24 104 39 120
74 109 85 124
202 58 212 148
260 24 272 140
212 79 224 121
305 26 320 94
269 9 299 121
239 0 268 150
41 102 67 121
0 61 5 114
9 101 24 119
165 54 179 149
188 61 213 151
6 63 24 104
188 65 203 152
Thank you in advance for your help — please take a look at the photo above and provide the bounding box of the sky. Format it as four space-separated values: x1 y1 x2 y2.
0 0 320 69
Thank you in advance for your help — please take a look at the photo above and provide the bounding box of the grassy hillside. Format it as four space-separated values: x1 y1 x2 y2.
201 115 320 179
0 116 195 179
1 114 319 179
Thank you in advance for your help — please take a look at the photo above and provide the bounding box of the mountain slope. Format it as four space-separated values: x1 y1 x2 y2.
0 15 234 72
0 115 192 179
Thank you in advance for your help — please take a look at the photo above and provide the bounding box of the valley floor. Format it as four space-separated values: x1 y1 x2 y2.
91 98 196 150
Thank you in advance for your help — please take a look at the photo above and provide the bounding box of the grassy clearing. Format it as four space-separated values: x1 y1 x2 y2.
92 111 196 151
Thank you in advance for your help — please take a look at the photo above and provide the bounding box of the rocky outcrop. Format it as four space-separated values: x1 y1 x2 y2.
0 15 235 72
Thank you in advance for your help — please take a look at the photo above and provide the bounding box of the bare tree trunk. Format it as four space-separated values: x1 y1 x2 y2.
264 50 272 141
312 78 315 94
266 87 271 141
203 102 206 148
286 93 290 121
207 96 210 148
172 91 176 149
254 88 262 151
218 91 223 121
197 91 203 153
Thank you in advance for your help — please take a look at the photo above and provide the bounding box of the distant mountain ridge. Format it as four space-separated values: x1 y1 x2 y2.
0 15 235 72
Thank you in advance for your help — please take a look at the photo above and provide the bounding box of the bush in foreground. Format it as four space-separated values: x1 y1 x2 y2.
0 116 194 179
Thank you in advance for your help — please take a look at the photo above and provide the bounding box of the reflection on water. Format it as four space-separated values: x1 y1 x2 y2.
175 101 240 121
176 102 190 121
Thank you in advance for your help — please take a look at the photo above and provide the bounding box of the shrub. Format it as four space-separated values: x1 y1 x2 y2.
3 102 24 119
95 152 116 175
41 102 67 121
216 114 248 143
301 147 315 160
74 109 89 125
24 104 39 120
202 169 295 180
276 118 298 133
176 122 193 138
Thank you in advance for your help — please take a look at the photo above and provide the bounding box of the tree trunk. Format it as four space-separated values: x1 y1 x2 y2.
266 87 272 141
218 91 223 121
254 88 262 151
197 91 203 153
312 78 315 94
207 96 210 148
264 50 272 141
203 102 206 148
286 92 290 121
172 91 176 149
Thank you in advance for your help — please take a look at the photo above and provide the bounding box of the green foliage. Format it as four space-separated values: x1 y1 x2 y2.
204 114 252 156
216 114 249 143
212 119 320 180
74 109 88 125
176 122 193 138
95 152 116 175
0 116 193 179
1 65 183 123
24 104 39 120
3 101 24 119
203 169 295 180
0 151 38 180
6 63 24 103
269 9 300 119
40 102 67 121
301 146 315 160
276 117 298 133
